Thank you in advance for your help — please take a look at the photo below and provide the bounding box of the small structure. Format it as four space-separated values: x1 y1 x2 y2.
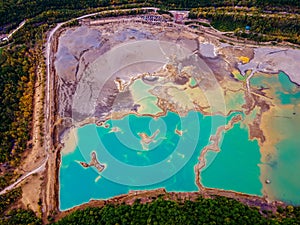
265 179 271 184
0 36 8 43
169 11 189 24
140 15 163 23
175 13 184 23
245 25 251 33
80 19 90 26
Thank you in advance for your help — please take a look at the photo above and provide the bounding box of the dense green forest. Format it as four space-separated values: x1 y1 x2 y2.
54 198 271 224
0 187 41 225
3 194 300 224
0 3 48 189
0 42 40 190
53 196 300 224
189 7 300 44
1 0 300 29
0 46 35 164
0 0 148 28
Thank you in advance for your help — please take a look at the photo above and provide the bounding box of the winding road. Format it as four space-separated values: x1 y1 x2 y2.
0 156 48 195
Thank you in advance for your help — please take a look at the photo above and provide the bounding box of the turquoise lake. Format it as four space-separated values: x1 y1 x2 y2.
60 71 300 210
59 111 263 210
201 122 262 196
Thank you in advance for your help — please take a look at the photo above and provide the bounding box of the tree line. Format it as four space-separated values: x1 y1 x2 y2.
0 44 39 190
189 7 300 45
0 188 42 225
2 192 300 224
1 0 300 30
53 196 300 224
0 0 151 29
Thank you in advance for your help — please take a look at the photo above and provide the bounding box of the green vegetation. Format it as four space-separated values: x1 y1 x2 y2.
2 193 300 224
0 4 53 191
1 0 300 29
0 188 42 225
1 194 300 224
0 188 22 216
1 1 300 46
0 44 39 189
53 196 300 225
189 7 300 44
1 208 42 225
0 0 152 30
185 21 211 27
0 46 35 164
183 0 300 9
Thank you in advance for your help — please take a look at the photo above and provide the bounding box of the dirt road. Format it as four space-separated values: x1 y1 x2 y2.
0 157 47 195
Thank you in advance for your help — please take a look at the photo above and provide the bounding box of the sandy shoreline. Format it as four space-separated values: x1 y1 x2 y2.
61 127 78 155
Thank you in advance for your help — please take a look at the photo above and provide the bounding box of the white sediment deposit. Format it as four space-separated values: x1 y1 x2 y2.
238 48 300 85
54 18 300 125
54 22 199 121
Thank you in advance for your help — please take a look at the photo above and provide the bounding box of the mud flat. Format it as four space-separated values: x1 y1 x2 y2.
54 21 199 122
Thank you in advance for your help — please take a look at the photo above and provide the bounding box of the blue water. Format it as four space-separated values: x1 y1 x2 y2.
59 111 262 210
201 123 262 196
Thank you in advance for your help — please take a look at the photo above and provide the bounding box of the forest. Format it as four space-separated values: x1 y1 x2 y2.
50 196 300 224
1 194 300 224
189 7 300 44
0 46 35 163
0 187 41 225
0 43 39 191
1 0 300 29
0 0 147 29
